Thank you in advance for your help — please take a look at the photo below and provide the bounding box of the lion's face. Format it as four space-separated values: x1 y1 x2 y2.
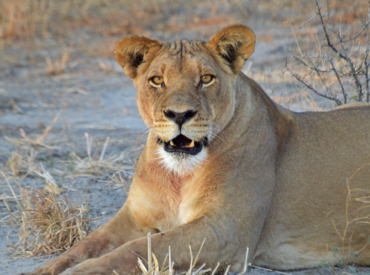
115 25 255 175
133 41 237 174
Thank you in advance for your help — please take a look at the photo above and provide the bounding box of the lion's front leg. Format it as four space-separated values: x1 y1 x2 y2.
20 206 145 275
59 217 244 275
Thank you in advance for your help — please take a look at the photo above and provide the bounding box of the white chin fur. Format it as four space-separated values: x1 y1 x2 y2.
157 147 207 176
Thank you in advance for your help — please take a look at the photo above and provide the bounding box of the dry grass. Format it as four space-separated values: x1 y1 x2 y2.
11 187 92 257
0 112 134 258
1 131 132 258
4 145 61 194
5 110 62 149
44 51 70 75
2 150 93 257
0 0 264 45
4 123 134 188
331 164 370 268
6 150 38 178
0 172 24 224
133 234 227 275
4 111 62 179
0 0 51 42
69 133 133 178
131 233 290 275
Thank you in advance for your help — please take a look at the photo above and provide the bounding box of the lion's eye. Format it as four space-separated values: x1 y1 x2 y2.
200 75 215 87
150 76 164 88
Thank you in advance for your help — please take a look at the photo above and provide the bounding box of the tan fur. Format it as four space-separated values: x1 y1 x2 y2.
334 102 370 110
23 25 370 275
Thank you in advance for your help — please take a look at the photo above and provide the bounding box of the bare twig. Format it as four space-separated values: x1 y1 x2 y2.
285 62 342 105
329 58 347 103
287 0 370 105
316 0 364 101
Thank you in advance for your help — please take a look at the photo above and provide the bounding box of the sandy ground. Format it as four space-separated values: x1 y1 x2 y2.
0 1 369 274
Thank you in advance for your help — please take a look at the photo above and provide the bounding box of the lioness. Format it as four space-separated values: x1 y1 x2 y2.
23 25 370 275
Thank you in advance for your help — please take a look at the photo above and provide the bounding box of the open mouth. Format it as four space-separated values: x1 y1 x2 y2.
162 134 206 155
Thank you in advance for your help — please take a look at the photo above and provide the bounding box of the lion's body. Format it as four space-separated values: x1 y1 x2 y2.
249 77 370 268
24 25 370 275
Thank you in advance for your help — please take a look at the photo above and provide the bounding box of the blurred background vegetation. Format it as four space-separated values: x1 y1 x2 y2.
0 0 367 56
0 0 368 105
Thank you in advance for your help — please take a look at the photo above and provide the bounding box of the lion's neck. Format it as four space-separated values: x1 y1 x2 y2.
129 74 291 231
215 72 290 153
139 73 289 182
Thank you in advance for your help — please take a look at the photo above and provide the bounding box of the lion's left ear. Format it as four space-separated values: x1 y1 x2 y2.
115 35 160 79
207 25 256 74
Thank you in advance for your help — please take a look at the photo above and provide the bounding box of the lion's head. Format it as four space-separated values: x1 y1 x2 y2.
115 25 255 175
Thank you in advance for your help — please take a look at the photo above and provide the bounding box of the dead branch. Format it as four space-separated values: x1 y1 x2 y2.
285 61 342 105
287 0 370 105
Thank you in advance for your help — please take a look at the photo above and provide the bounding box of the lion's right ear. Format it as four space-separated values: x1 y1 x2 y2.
207 25 256 74
115 35 160 79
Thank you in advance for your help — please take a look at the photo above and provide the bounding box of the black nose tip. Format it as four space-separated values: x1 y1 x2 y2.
164 109 197 127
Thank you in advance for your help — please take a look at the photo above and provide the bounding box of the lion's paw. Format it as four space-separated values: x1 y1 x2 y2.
59 259 114 275
19 254 79 275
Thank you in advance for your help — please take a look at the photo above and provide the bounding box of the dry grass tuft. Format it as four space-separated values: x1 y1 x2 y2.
6 150 37 177
331 164 370 268
135 234 215 275
5 148 60 196
0 172 23 224
44 51 70 75
131 233 292 275
132 233 250 275
70 133 132 178
12 187 92 257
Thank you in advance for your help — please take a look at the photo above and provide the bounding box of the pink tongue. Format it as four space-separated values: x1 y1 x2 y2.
181 143 191 148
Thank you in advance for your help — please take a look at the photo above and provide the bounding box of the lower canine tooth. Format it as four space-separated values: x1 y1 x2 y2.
170 141 175 146
189 140 195 148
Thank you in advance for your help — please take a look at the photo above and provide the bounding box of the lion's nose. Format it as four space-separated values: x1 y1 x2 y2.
164 109 197 127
